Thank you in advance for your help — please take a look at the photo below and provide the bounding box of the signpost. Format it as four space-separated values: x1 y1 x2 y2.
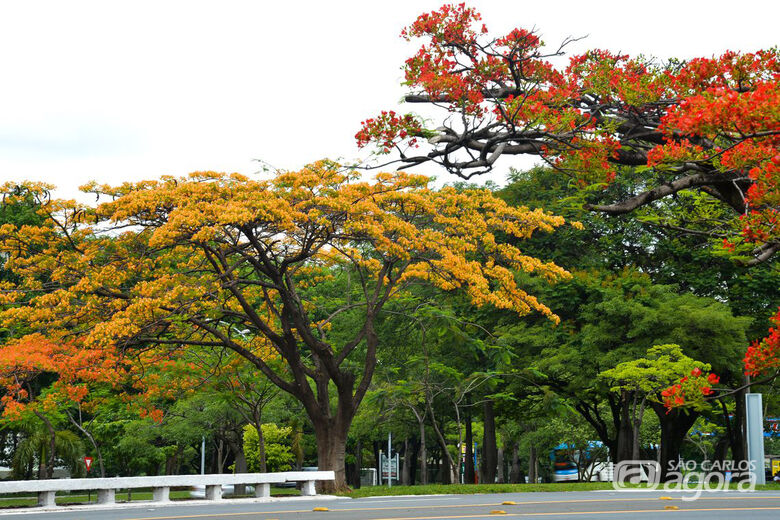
84 456 94 502
388 433 392 489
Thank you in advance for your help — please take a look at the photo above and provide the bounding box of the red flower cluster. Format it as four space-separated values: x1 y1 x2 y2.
744 308 780 377
661 368 720 412
401 3 483 43
356 111 423 153
357 4 779 257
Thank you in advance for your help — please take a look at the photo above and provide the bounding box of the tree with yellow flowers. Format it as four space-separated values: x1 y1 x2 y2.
0 161 572 491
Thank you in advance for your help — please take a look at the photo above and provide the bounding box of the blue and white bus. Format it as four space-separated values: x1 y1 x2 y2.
551 442 611 482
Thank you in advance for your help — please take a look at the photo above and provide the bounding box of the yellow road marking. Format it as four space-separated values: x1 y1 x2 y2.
348 508 780 519
374 507 780 518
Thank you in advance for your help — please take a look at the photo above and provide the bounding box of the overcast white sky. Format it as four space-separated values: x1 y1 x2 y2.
0 0 777 199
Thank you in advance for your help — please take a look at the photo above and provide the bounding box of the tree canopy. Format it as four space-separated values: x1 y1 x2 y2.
0 162 572 490
357 4 780 265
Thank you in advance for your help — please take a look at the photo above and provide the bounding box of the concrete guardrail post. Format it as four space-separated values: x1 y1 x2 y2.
153 486 170 502
301 481 316 496
254 483 271 498
97 489 115 504
37 491 56 507
205 484 222 500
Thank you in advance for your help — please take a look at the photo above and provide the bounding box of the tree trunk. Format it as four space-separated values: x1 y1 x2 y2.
630 395 647 462
216 438 226 473
251 412 267 473
576 395 621 463
650 402 699 480
410 407 427 485
482 400 497 484
402 438 411 486
497 446 505 484
731 386 748 471
616 390 634 464
35 412 56 480
509 442 521 483
37 447 47 480
427 406 456 484
66 411 106 477
353 439 363 489
528 446 538 484
233 448 248 495
712 436 729 466
464 411 475 484
165 445 183 475
312 418 349 493
225 430 248 495
419 428 428 485
409 437 419 485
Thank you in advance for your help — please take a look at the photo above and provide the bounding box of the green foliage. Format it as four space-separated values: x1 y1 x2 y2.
244 423 295 473
683 417 725 461
11 428 84 479
599 344 710 408
506 269 749 388
0 166 775 488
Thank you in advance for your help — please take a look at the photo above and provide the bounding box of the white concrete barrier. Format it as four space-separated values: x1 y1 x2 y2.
0 471 335 507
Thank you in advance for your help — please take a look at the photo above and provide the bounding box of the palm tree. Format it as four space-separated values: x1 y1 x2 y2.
12 428 85 479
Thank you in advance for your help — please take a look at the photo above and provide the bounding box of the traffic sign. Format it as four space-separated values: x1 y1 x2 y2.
84 456 93 473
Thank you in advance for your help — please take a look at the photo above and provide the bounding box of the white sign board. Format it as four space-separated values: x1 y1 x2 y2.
380 453 399 480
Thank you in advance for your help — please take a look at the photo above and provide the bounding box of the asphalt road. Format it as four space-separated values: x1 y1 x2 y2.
1 490 780 520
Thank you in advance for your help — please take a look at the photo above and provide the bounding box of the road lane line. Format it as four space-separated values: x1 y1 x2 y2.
12 495 780 520
360 507 780 519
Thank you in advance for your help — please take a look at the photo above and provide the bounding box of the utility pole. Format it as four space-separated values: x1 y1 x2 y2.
201 436 206 475
388 432 392 488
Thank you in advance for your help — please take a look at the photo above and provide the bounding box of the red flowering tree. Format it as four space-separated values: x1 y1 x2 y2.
663 308 780 413
357 3 780 265
744 308 780 378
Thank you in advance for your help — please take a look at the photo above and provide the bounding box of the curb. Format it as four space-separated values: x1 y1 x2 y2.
0 494 349 516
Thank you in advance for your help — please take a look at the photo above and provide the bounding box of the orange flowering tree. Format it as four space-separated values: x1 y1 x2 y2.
0 162 571 490
0 333 113 478
357 4 780 265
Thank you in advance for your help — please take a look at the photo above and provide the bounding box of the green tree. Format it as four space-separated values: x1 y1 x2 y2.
244 423 295 473
600 345 711 465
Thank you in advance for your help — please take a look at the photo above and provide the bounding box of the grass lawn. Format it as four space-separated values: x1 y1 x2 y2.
339 481 780 498
340 482 617 497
